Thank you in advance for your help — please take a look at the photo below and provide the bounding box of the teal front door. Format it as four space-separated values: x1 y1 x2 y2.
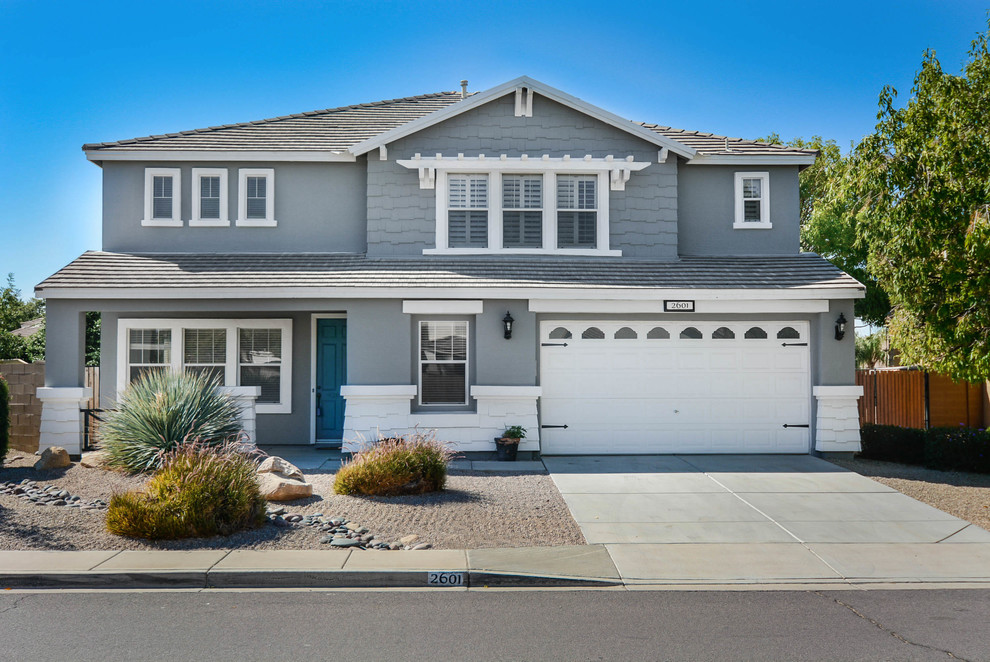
315 318 346 441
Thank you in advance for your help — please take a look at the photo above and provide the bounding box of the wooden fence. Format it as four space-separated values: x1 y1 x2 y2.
856 369 986 429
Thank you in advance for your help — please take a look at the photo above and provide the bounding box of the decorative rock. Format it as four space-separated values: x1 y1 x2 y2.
80 451 109 469
411 543 432 550
329 538 363 548
34 447 71 471
51 500 66 506
399 534 420 546
256 456 305 480
389 543 402 550
266 506 286 516
256 457 313 501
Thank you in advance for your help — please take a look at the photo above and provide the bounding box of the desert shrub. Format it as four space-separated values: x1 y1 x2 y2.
106 441 266 540
0 376 9 467
858 424 927 465
334 431 454 496
924 427 990 474
102 369 243 473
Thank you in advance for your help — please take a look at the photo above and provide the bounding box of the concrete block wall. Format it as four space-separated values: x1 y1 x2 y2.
0 360 45 453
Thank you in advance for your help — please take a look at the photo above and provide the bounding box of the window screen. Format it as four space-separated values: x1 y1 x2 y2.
152 176 173 219
200 176 221 219
420 321 468 405
184 328 226 383
246 176 268 219
502 175 542 248
239 328 282 403
557 175 597 248
448 175 488 247
742 178 763 222
128 328 171 382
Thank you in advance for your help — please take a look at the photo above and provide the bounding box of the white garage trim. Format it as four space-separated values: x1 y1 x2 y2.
539 320 812 454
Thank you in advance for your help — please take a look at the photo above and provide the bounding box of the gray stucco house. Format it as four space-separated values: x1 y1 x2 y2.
35 76 864 456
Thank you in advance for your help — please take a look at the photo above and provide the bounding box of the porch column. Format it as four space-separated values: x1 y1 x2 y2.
37 303 88 455
813 385 864 454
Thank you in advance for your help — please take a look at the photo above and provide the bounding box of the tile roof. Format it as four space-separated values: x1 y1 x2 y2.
82 92 466 153
83 90 816 158
38 252 863 294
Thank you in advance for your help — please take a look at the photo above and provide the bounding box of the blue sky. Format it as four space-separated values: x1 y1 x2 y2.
1 0 986 297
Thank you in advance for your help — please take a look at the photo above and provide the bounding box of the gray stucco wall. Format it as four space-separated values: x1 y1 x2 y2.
677 165 801 255
101 160 367 253
366 94 678 258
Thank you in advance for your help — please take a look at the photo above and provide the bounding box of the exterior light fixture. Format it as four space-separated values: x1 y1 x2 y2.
835 312 847 341
502 311 514 339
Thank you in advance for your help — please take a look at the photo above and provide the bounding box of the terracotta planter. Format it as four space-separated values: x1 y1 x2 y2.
494 437 520 461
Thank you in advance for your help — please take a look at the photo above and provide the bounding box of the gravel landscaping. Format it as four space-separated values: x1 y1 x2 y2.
828 456 990 530
0 453 586 551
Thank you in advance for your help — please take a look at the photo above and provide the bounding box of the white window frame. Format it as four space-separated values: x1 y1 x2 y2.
190 168 230 226
237 168 276 227
501 173 544 249
555 174 602 249
142 167 182 227
117 318 292 414
398 155 651 256
418 320 470 407
446 173 490 248
734 171 771 229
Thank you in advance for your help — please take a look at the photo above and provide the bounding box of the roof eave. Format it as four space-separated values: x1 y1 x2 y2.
82 149 357 163
348 76 697 159
685 154 818 166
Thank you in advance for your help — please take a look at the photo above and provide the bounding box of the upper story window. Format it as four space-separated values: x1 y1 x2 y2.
734 171 771 229
556 175 597 248
447 174 488 248
397 154 651 256
142 168 182 227
191 168 230 226
237 168 276 227
502 175 542 248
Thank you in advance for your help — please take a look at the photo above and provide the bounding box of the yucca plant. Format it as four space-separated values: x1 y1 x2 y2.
106 440 267 540
102 369 243 473
333 430 454 496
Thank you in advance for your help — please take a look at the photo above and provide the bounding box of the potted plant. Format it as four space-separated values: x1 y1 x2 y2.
495 425 526 461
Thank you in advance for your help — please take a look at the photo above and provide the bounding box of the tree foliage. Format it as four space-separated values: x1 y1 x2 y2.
0 274 44 362
848 26 990 381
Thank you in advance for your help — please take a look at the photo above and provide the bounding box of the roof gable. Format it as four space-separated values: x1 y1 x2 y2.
348 76 697 159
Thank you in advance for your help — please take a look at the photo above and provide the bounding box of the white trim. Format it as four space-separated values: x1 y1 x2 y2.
40 285 867 301
142 167 182 227
402 300 483 315
421 248 623 257
418 320 470 407
190 168 230 226
350 76 696 158
397 154 651 181
470 385 542 398
310 313 347 444
813 385 864 398
340 384 417 399
734 171 771 229
237 168 276 227
527 298 831 314
115 318 293 414
87 150 356 162
688 154 817 166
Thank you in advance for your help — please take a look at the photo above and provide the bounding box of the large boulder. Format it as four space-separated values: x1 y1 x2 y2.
34 446 71 470
256 456 312 501
80 451 109 469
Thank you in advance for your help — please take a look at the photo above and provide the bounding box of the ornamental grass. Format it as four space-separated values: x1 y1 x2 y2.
102 369 243 473
106 441 266 540
333 431 454 496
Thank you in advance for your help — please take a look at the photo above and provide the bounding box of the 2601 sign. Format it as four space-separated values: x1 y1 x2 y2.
427 571 465 586
663 300 695 312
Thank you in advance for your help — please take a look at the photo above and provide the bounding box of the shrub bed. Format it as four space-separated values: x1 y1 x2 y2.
102 369 243 473
334 432 454 496
859 423 990 473
106 442 266 540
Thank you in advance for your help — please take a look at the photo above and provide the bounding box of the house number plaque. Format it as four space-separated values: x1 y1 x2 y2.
663 300 695 312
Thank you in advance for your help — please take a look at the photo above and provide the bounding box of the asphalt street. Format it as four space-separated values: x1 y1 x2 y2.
1 588 988 661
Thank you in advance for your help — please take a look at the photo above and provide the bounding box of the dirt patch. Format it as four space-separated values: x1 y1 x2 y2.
0 454 585 551
828 457 990 531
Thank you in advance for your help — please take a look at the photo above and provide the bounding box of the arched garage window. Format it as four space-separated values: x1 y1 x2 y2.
777 327 800 339
679 327 702 339
744 327 768 339
614 327 637 339
712 327 735 339
548 327 572 339
581 327 605 339
647 327 670 339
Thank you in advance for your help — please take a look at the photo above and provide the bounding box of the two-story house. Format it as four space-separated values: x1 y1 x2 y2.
35 76 864 457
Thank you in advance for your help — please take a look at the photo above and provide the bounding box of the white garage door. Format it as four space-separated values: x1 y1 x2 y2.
539 320 811 454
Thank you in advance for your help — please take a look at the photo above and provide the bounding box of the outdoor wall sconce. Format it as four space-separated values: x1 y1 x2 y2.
835 312 847 341
502 311 515 339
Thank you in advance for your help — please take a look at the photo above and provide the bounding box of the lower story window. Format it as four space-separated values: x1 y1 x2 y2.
119 319 292 414
419 320 468 406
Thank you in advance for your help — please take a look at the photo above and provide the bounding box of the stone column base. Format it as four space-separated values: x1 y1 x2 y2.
813 385 864 453
36 387 92 456
220 386 261 447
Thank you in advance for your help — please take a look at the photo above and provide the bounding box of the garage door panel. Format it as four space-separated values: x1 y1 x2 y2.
540 320 811 454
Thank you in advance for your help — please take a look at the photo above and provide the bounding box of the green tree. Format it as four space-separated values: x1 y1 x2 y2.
0 274 44 362
756 135 891 326
849 25 990 381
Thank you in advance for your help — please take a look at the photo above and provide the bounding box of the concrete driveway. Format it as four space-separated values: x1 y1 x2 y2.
544 454 990 584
